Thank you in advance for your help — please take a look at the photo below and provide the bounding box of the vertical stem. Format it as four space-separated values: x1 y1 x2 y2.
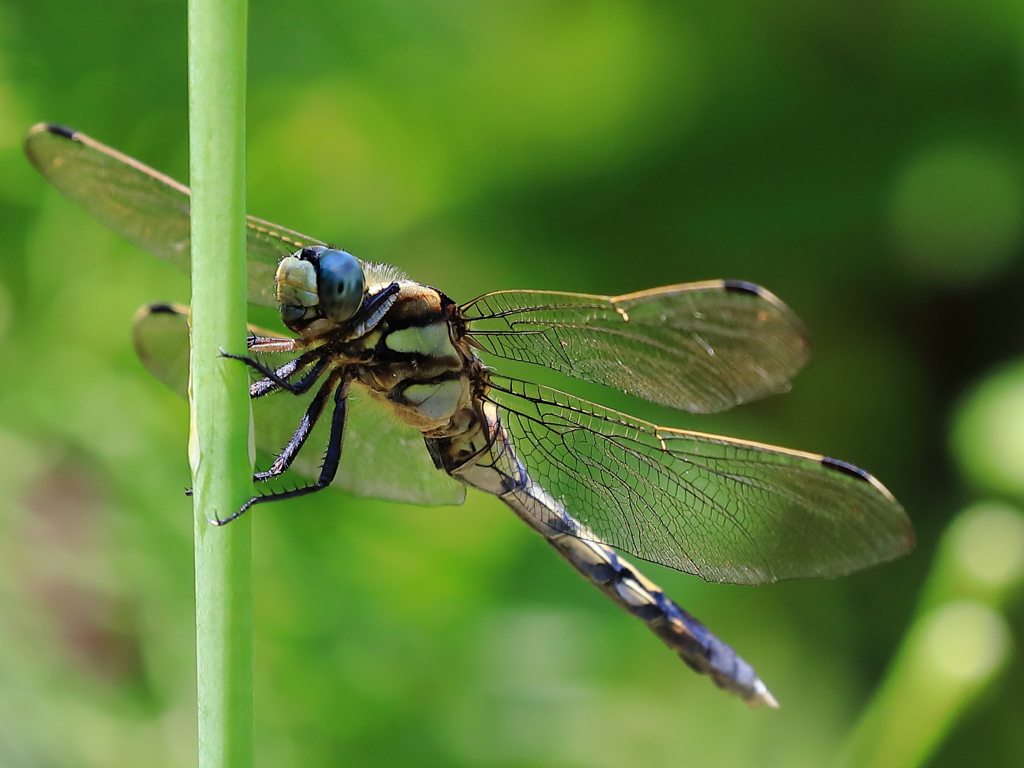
835 503 1023 768
187 0 253 766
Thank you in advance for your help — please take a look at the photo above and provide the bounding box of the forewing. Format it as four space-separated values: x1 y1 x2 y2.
24 123 329 307
132 304 465 507
460 281 812 414
485 375 913 585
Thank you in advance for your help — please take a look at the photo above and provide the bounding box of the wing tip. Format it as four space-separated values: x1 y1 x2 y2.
821 456 901 505
25 123 79 170
721 279 806 323
821 456 916 553
25 122 78 152
720 278 813 354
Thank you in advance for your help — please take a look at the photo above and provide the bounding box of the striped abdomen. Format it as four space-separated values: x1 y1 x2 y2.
433 400 778 708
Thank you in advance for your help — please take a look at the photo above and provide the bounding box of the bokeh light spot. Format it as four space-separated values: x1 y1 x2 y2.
889 143 1024 283
921 601 1008 683
951 501 1024 587
952 360 1024 496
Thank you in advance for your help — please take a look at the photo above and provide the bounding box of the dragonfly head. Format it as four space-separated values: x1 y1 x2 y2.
276 246 367 331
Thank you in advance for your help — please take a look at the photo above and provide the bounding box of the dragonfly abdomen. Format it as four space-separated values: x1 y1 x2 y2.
439 399 779 707
504 479 778 708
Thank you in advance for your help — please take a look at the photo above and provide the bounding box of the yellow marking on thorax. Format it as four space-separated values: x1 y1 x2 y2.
385 323 458 361
357 329 383 350
402 379 468 421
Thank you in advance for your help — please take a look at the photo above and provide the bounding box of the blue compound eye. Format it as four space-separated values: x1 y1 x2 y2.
317 249 366 323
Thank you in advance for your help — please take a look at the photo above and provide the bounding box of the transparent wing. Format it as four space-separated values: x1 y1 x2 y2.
132 303 465 507
484 375 912 585
24 123 329 307
460 282 812 414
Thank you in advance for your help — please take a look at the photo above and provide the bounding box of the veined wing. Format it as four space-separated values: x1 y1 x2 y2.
24 123 328 307
133 303 466 507
483 375 912 585
461 282 811 414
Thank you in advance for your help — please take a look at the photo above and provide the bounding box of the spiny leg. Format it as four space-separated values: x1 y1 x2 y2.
253 367 340 483
211 374 351 525
250 347 329 397
224 347 330 396
253 356 331 398
246 334 302 353
185 368 334 503
183 352 331 501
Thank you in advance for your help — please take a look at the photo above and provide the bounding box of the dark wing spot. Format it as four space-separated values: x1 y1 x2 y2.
721 280 764 297
147 302 180 315
821 456 871 483
46 123 78 140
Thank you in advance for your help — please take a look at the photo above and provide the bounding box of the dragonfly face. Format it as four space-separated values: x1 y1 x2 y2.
276 246 367 329
25 122 914 708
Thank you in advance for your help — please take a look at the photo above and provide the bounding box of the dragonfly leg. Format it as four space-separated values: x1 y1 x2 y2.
246 335 301 353
252 356 332 399
223 348 330 396
253 370 341 483
211 375 350 525
343 282 402 340
246 347 330 397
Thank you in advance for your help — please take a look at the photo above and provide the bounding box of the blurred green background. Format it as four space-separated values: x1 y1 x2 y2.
0 1 1022 766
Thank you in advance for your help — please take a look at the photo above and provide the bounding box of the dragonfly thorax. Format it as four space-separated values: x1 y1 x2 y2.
351 284 481 434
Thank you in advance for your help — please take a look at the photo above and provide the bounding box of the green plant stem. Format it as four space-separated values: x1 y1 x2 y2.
835 503 1023 768
186 0 253 766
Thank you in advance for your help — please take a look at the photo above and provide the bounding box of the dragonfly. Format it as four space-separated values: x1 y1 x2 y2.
24 122 913 708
